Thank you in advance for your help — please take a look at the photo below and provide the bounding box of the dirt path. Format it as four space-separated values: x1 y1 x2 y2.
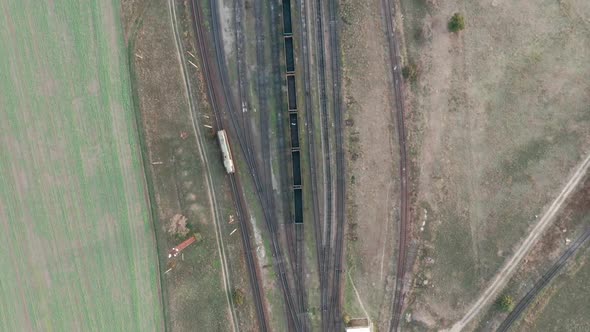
448 152 590 332
348 272 371 322
167 0 238 330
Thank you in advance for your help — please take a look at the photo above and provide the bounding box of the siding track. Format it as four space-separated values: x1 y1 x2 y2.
380 0 410 330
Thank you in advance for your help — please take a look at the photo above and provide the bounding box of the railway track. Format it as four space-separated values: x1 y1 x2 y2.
497 227 590 332
307 0 332 329
299 0 345 329
380 0 410 330
208 0 304 327
234 0 254 173
193 0 303 330
189 2 268 330
293 0 335 331
251 0 271 207
326 0 346 330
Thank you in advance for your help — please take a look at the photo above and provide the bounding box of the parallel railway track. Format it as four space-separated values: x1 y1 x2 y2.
380 0 410 330
295 0 326 330
300 0 346 329
192 0 303 330
308 0 332 329
251 0 271 208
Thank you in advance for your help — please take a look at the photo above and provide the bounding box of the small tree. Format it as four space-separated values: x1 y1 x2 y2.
448 13 465 32
497 294 515 312
232 289 245 307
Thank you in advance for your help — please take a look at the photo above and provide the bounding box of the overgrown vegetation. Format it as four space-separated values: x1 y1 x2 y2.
448 13 465 32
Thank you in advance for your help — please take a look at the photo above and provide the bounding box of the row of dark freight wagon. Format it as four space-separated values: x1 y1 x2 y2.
282 0 303 224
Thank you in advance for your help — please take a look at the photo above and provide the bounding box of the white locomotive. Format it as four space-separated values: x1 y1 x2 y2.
217 130 235 174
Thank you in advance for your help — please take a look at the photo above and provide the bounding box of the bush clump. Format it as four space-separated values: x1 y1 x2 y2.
448 13 465 32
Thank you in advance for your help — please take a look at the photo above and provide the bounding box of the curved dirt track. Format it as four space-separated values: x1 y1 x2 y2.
448 152 590 332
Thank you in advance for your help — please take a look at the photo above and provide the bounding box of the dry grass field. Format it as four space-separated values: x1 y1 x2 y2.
400 0 590 329
0 0 163 330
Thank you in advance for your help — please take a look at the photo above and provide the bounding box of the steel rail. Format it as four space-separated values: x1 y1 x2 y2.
308 0 333 329
296 0 326 329
380 0 410 330
205 0 303 329
326 0 347 330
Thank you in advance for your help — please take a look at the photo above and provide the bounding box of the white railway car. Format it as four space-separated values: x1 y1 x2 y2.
217 130 235 174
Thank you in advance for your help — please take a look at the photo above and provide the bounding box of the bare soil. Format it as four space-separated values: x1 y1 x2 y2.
340 0 401 329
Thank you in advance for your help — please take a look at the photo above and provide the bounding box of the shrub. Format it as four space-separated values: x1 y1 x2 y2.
402 62 420 82
497 294 515 312
232 289 245 306
448 13 465 32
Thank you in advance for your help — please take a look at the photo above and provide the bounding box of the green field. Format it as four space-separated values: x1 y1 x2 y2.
0 0 163 330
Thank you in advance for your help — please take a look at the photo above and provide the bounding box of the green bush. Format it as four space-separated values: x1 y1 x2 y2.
448 13 465 32
232 289 245 306
497 294 515 312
